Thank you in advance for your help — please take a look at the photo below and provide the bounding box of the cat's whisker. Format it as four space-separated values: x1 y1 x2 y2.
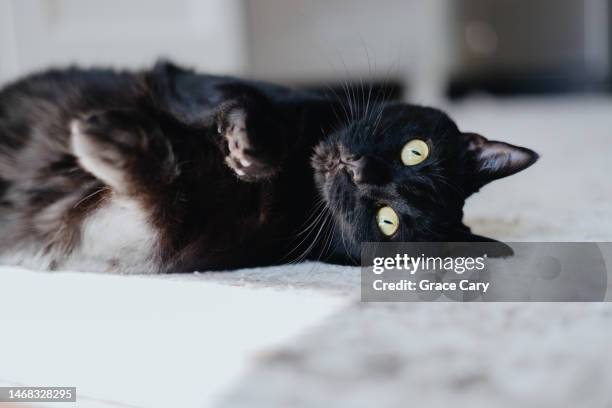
315 213 334 261
369 59 403 138
337 80 351 122
322 210 338 261
360 38 375 127
309 207 333 260
370 87 391 138
286 209 327 255
291 199 327 238
328 110 344 133
72 186 111 209
287 208 332 264
281 201 329 263
337 55 358 123
364 82 374 126
323 83 351 127
358 74 367 125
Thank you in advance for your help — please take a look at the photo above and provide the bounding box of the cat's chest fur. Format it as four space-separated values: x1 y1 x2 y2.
64 198 158 273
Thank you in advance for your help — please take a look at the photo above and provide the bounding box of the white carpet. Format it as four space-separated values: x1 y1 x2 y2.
1 96 611 408
0 267 346 407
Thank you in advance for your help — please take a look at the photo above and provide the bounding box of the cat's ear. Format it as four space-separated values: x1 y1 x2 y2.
462 132 539 189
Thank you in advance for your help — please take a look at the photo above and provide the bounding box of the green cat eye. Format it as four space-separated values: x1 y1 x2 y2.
376 206 399 236
401 139 429 166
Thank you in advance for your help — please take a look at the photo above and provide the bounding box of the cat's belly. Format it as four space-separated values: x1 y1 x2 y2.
1 198 160 274
64 198 160 273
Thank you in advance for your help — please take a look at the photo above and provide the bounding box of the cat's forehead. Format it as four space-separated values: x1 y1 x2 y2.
377 103 458 134
338 103 461 151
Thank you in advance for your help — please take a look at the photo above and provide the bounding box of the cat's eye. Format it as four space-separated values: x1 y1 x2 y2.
376 206 399 236
401 139 429 166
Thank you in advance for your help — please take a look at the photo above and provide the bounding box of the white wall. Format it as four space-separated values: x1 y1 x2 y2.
0 0 248 85
245 0 452 103
0 0 453 103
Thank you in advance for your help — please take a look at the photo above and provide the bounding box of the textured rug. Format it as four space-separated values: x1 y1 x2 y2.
212 96 612 408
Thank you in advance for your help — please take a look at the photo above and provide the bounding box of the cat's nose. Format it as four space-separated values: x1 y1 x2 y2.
342 155 365 182
342 155 388 185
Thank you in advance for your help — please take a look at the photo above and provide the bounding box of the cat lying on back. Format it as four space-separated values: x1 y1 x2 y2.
0 61 538 273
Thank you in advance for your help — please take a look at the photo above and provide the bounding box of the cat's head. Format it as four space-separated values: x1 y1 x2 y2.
311 103 538 259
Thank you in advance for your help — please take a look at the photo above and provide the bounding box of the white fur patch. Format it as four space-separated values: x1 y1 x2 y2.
0 197 159 274
63 197 159 273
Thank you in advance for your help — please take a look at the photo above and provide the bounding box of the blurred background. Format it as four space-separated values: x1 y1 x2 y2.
1 0 610 103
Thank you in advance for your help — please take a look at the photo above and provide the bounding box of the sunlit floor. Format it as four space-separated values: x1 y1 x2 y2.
1 96 611 408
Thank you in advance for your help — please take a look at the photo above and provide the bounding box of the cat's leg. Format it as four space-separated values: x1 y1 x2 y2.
67 110 178 273
216 96 288 182
69 110 179 196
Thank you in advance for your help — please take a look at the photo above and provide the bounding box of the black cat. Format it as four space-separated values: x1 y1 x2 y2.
0 61 538 273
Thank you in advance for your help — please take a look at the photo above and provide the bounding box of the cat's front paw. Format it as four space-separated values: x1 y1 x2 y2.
219 107 279 182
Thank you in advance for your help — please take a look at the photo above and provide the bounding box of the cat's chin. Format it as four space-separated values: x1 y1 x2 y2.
319 171 359 234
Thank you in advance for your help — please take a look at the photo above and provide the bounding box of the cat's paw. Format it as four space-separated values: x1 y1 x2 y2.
219 107 278 182
70 111 177 192
70 114 131 191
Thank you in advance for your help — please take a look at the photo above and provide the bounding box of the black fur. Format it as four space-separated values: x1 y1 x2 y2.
0 61 539 272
